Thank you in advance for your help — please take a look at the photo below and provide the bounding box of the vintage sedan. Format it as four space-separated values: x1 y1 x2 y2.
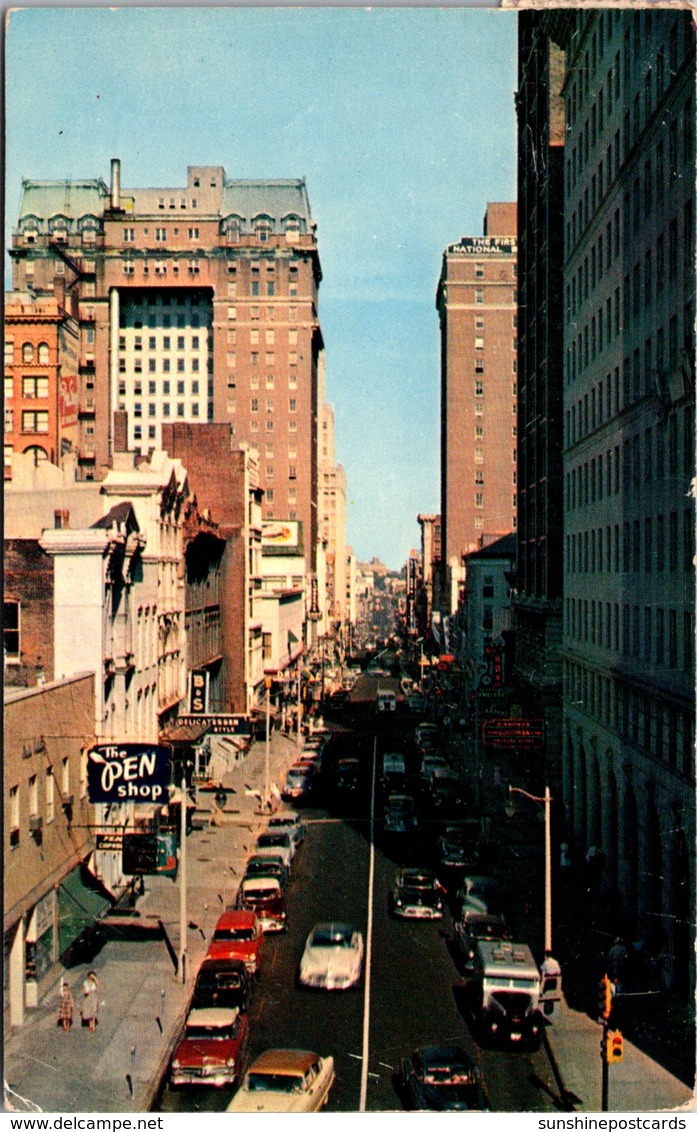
399 1045 489 1111
191 958 252 1012
170 1006 250 1088
255 830 294 869
391 868 445 919
454 910 510 972
227 1049 335 1112
298 923 364 990
383 793 418 834
236 876 287 933
242 853 290 891
281 762 316 802
267 811 306 851
206 910 264 975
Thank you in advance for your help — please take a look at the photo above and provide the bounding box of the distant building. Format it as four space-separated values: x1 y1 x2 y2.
437 203 518 614
460 532 517 669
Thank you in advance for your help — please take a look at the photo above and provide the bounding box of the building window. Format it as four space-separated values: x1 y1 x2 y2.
475 289 484 304
22 376 49 399
475 493 484 508
4 600 19 660
45 767 55 824
22 410 48 433
22 343 34 364
124 228 135 242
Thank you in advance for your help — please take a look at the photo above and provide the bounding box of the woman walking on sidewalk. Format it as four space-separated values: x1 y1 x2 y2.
58 980 74 1031
81 971 99 1032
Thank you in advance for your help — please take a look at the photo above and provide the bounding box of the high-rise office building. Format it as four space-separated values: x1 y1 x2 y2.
8 161 324 570
535 9 695 992
437 203 518 613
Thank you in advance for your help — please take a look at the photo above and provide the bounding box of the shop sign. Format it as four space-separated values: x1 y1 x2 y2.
87 743 171 804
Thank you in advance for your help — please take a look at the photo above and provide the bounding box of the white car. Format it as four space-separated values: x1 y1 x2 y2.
298 923 364 990
227 1048 335 1112
267 811 306 851
421 755 450 784
255 830 294 869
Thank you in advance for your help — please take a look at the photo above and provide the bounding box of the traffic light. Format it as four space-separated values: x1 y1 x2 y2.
606 1029 624 1063
598 975 613 1020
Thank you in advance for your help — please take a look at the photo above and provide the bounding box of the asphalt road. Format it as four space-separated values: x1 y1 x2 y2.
156 684 558 1112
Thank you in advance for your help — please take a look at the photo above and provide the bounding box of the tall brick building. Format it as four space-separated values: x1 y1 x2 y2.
437 203 518 613
9 160 324 570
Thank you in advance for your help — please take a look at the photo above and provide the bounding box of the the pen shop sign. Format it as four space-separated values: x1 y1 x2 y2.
87 743 172 804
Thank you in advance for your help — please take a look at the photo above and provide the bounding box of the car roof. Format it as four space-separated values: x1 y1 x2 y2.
187 1007 240 1026
214 910 258 929
196 957 248 976
269 811 300 822
249 1049 318 1075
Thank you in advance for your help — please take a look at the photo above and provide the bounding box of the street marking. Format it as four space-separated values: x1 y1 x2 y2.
359 735 377 1113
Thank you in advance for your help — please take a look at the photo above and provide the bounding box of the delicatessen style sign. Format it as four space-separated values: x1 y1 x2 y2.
87 743 172 803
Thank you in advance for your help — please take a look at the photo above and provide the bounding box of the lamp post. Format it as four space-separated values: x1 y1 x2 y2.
506 784 553 954
264 676 272 810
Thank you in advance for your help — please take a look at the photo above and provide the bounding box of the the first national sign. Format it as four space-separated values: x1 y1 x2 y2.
87 743 172 804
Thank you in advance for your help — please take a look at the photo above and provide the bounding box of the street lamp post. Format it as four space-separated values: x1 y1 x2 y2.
507 783 553 954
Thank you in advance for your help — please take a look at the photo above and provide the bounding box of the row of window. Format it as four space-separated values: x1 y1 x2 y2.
567 295 694 407
566 407 693 506
228 306 301 322
6 342 51 365
7 759 83 846
566 596 694 674
564 657 694 779
119 357 212 375
5 376 49 399
250 399 298 412
120 334 205 351
568 195 693 339
125 226 201 242
7 410 50 434
566 509 694 576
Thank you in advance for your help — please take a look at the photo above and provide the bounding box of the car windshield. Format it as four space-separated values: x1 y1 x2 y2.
213 928 254 941
258 834 289 847
247 1073 305 1094
310 928 353 948
402 871 433 887
185 1024 236 1040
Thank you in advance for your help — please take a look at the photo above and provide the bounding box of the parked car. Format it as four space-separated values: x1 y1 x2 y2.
227 1049 335 1112
236 876 288 933
255 830 294 869
437 823 481 869
170 1006 250 1088
298 923 364 990
383 793 418 834
267 811 306 851
390 867 445 920
453 911 510 971
399 1045 489 1111
191 958 252 1013
242 853 290 891
281 763 316 802
206 910 264 975
455 875 503 918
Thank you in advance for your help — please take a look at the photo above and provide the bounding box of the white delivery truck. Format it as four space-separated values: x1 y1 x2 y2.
376 687 397 712
470 940 544 1047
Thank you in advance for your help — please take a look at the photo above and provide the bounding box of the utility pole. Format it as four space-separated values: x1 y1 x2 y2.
179 764 187 984
264 676 271 809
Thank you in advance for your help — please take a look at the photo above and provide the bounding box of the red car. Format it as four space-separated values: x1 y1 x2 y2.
207 910 264 976
170 1006 250 1087
236 876 288 933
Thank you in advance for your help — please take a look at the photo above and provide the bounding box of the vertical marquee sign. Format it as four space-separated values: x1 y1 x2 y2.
87 743 172 804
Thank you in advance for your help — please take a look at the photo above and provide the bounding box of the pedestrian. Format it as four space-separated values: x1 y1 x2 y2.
607 937 629 992
560 842 571 870
58 980 74 1031
81 970 99 1032
541 949 562 980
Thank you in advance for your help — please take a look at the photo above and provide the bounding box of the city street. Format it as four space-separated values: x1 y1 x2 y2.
155 681 563 1113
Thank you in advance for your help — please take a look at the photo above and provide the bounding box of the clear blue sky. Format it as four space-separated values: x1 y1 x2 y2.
5 6 517 569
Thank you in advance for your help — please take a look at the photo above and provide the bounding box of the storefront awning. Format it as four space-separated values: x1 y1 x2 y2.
58 862 113 959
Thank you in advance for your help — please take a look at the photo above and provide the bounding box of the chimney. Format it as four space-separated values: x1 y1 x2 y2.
113 409 128 453
110 158 121 210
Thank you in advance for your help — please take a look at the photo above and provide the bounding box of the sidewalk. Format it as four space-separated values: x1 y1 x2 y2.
3 728 304 1114
445 725 695 1112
